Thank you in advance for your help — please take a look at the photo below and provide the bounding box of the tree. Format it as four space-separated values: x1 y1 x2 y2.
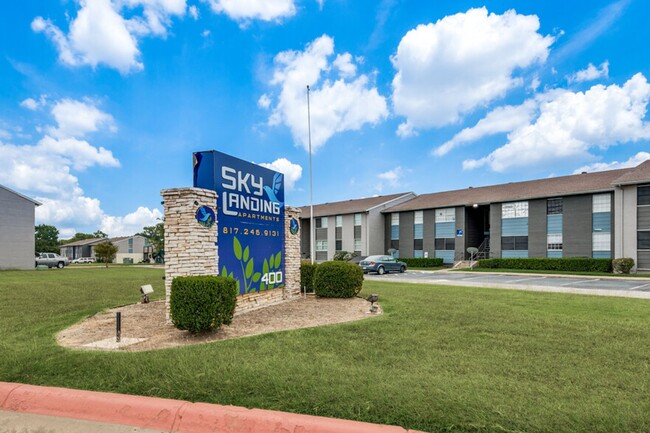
35 224 60 254
94 241 118 268
93 230 108 238
138 222 164 261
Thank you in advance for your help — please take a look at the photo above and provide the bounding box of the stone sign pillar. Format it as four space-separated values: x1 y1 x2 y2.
162 189 301 321
162 187 218 321
283 206 302 299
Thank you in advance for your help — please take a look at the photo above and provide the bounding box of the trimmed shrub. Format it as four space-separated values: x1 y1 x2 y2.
477 258 613 273
612 258 635 274
300 260 319 293
333 251 358 261
170 275 237 333
399 258 444 268
313 261 364 298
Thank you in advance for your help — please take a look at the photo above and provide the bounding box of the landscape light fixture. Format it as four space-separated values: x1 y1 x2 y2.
140 284 154 304
366 293 379 313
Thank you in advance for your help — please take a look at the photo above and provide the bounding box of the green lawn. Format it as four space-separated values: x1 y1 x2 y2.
1 268 650 433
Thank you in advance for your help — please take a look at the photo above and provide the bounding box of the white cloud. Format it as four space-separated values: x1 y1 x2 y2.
568 61 609 83
434 100 537 156
188 4 199 19
463 74 650 172
205 0 296 22
391 7 554 135
49 99 116 138
32 0 188 73
0 96 154 237
573 152 650 174
20 95 47 111
376 166 403 192
100 206 163 236
259 158 302 190
38 136 120 171
265 34 388 151
257 93 271 109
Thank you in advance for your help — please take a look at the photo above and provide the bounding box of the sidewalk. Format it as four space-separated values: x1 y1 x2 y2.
0 382 425 433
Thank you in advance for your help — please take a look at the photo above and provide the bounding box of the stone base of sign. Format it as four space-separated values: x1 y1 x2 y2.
162 188 302 322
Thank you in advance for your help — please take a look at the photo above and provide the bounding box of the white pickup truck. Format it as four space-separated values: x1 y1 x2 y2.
35 252 70 268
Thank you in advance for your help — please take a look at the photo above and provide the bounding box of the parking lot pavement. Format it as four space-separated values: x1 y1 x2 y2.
365 270 650 299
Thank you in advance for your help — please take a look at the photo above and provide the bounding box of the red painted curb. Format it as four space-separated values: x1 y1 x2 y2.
0 382 425 433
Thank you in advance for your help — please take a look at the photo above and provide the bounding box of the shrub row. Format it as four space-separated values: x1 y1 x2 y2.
301 260 364 298
477 258 613 273
399 258 444 268
170 275 238 333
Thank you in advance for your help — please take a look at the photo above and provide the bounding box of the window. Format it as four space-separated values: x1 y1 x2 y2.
593 194 611 213
335 215 342 227
335 240 342 251
592 233 611 251
547 234 563 250
316 240 328 251
638 231 650 250
435 238 455 250
391 213 399 240
354 213 362 226
414 250 424 258
354 239 362 252
547 198 563 215
502 236 528 250
502 202 528 219
414 239 423 250
639 185 650 206
316 217 328 228
414 211 423 239
435 208 455 223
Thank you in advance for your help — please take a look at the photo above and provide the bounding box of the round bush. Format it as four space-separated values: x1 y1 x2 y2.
313 261 364 298
612 258 635 274
170 275 237 333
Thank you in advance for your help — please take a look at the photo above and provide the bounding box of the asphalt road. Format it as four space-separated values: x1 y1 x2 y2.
365 270 650 298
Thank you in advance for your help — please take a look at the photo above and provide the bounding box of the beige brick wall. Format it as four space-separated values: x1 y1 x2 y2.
162 188 301 321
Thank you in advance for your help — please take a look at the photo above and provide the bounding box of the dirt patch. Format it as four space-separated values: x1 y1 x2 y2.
56 296 381 352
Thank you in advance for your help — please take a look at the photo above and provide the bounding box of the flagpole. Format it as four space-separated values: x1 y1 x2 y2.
307 85 314 266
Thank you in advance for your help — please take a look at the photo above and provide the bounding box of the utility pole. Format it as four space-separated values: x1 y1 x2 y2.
307 85 315 265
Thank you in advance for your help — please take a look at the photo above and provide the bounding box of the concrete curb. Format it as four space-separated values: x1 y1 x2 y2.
0 382 424 433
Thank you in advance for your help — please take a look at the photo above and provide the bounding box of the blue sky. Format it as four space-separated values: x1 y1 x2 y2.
1 0 649 237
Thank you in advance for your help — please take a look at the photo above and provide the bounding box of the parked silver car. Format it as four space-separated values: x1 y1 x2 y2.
35 252 70 268
359 255 406 275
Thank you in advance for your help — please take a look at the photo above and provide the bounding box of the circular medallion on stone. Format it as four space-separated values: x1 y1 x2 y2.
289 218 300 235
195 205 216 228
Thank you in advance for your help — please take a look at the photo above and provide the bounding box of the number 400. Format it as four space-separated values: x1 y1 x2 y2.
261 271 283 285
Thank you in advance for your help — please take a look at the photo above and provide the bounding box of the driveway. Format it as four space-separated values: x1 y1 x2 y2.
365 270 650 299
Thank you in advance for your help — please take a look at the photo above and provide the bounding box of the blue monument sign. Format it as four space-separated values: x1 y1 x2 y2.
193 150 285 294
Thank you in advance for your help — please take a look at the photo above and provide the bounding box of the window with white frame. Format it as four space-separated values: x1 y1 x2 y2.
391 213 399 240
354 239 362 252
593 194 611 213
316 217 328 228
335 215 342 227
435 208 455 223
316 240 328 251
354 213 362 226
414 210 423 239
592 233 611 251
547 234 563 250
502 201 528 219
